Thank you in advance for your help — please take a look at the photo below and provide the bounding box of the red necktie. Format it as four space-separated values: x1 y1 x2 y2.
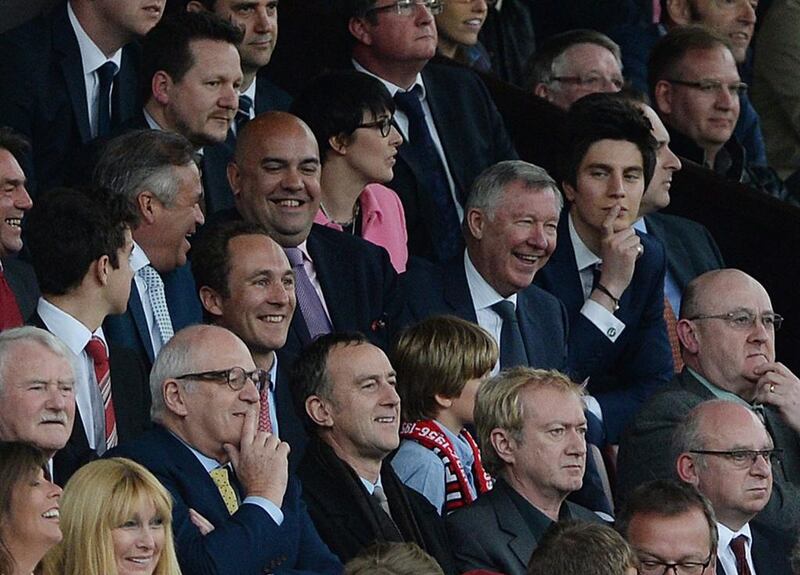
0 269 24 330
664 296 684 373
85 337 118 449
258 381 273 433
730 535 752 575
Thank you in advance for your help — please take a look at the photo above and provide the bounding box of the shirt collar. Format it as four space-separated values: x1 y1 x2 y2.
464 250 517 309
568 213 601 272
67 2 123 74
352 58 427 98
717 521 752 552
633 217 648 234
688 367 752 408
36 297 105 356
169 429 224 473
359 474 383 495
130 240 151 274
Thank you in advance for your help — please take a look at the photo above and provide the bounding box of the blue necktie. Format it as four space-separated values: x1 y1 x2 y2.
236 94 253 134
96 61 118 137
491 300 528 368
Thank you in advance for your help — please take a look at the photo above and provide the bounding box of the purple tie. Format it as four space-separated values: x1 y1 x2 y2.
284 247 332 340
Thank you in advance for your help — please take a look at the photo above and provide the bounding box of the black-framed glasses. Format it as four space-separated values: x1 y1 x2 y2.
637 553 713 575
686 310 783 331
175 367 269 393
449 0 498 6
550 74 625 91
357 116 394 137
689 448 782 469
665 78 748 97
366 0 444 16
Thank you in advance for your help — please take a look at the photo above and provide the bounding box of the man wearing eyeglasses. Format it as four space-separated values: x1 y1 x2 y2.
649 26 790 202
109 324 343 575
617 268 800 535
345 0 517 263
674 400 794 575
528 29 624 111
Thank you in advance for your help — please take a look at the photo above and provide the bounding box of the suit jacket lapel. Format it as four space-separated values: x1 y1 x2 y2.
644 215 693 291
544 216 585 313
53 6 91 143
442 258 479 322
493 481 537 570
127 281 155 364
516 293 542 366
421 67 465 200
306 226 357 331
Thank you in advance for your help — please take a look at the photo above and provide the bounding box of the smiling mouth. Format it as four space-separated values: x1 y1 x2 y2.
514 253 541 265
5 217 21 229
273 199 305 208
374 416 396 423
42 508 59 519
260 314 285 323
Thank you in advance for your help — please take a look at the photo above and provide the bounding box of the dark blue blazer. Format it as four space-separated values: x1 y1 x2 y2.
0 2 141 195
403 255 568 371
387 63 518 261
535 215 673 442
279 224 407 359
3 257 39 326
103 262 202 371
109 425 342 575
274 359 308 472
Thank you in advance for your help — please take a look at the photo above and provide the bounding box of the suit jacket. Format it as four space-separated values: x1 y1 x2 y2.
297 436 456 574
0 2 140 195
103 262 202 371
3 257 39 324
445 478 603 575
28 311 150 485
274 359 308 472
535 214 673 443
386 62 518 261
403 254 568 371
280 223 407 359
109 425 342 575
747 521 794 575
617 368 800 535
644 213 725 292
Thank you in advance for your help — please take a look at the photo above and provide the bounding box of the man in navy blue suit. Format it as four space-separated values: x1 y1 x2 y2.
0 0 164 194
94 129 204 371
191 219 308 467
109 324 342 575
535 93 672 444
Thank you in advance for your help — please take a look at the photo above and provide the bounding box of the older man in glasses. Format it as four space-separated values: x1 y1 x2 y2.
345 0 517 263
674 400 794 575
649 26 789 202
617 268 800 535
109 324 342 575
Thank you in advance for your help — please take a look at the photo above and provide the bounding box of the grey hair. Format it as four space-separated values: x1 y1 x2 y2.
93 129 198 209
527 29 622 89
149 327 202 422
464 160 563 221
0 326 77 393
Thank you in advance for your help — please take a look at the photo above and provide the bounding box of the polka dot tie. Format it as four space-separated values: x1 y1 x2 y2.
139 265 174 344
210 466 239 515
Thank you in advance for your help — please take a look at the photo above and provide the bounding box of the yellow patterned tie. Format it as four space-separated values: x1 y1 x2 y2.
209 466 239 515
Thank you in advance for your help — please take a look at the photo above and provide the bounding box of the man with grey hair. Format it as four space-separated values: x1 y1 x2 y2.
528 29 624 111
109 324 342 575
0 326 76 481
404 160 568 373
673 400 794 574
95 129 204 371
446 367 599 575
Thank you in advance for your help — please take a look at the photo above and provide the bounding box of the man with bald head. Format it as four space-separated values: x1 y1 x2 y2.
109 324 342 575
674 400 794 574
617 268 800 533
225 111 406 358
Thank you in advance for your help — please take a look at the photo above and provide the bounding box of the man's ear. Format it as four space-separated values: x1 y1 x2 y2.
676 452 701 486
434 393 453 410
227 162 241 199
199 286 224 319
490 428 516 466
665 0 692 25
348 16 373 46
163 379 189 417
137 191 158 225
533 83 551 101
562 181 577 203
466 208 485 240
94 255 111 286
151 71 173 106
306 395 334 428
186 0 206 12
676 318 699 355
654 80 673 116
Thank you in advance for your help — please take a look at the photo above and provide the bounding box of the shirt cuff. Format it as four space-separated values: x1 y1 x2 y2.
581 299 626 342
242 496 284 525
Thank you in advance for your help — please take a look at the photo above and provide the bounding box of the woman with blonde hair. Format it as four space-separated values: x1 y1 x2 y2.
0 441 61 575
43 458 181 575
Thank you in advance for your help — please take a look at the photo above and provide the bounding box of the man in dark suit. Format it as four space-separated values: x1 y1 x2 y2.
0 327 76 477
404 160 567 373
110 324 342 575
227 112 406 357
291 332 455 573
617 480 719 574
446 367 601 575
535 94 672 444
0 0 162 195
191 219 307 467
617 268 800 535
0 129 37 328
23 186 150 483
94 130 204 372
345 0 517 262
675 400 794 575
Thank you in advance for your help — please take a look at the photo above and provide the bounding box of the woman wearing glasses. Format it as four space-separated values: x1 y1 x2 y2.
290 70 408 272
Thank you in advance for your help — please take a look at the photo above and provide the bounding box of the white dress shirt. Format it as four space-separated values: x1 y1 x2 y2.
717 522 757 575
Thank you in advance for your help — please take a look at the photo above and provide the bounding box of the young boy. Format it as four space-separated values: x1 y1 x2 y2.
390 315 497 515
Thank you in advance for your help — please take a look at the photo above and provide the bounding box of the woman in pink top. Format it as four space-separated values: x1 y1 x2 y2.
291 71 409 272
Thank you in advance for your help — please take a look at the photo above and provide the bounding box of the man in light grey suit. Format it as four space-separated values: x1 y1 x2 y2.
446 367 601 575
